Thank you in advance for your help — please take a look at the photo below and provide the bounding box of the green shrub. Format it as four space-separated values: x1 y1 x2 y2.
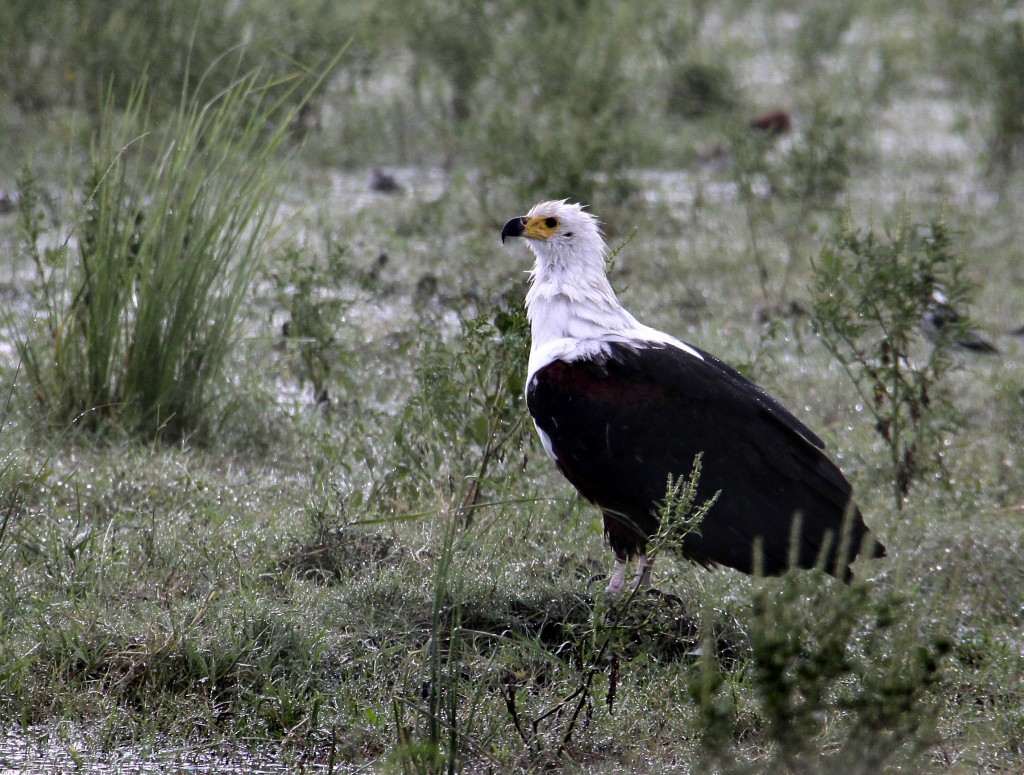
377 293 532 523
666 58 741 119
270 241 358 407
691 573 950 774
810 205 971 507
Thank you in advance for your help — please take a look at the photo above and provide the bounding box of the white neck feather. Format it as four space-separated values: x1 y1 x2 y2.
526 246 636 339
522 218 694 380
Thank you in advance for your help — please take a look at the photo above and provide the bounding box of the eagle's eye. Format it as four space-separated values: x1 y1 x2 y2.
544 217 558 229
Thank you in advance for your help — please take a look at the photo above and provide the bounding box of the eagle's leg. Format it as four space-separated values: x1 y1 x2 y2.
632 553 654 592
605 557 629 597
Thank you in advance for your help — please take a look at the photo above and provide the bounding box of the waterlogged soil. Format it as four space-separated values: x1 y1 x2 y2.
0 83 1007 393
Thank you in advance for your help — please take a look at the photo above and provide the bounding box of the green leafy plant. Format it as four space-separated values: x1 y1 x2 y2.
645 454 720 570
810 204 971 507
378 293 532 524
499 457 716 764
690 572 950 774
271 242 358 406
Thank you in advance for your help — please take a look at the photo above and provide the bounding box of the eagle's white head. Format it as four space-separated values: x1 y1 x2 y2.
500 199 607 274
502 200 697 380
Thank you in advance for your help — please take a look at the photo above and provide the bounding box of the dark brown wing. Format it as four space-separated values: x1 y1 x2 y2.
527 341 884 577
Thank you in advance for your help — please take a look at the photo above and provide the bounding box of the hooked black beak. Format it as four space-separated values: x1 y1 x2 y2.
500 216 526 244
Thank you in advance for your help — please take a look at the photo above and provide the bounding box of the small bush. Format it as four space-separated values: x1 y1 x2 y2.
271 241 358 406
377 292 533 522
691 574 950 774
666 58 741 119
810 204 971 507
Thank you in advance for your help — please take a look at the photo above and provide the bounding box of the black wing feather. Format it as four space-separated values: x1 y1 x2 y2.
527 341 883 578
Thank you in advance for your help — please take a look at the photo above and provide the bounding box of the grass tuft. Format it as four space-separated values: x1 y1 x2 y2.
15 62 336 439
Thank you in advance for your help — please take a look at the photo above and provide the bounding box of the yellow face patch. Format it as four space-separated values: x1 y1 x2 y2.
521 214 561 240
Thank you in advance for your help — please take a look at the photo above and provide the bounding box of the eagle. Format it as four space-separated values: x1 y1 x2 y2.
501 200 885 596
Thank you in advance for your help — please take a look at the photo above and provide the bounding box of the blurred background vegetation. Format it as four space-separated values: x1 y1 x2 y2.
0 0 1016 205
0 0 1020 208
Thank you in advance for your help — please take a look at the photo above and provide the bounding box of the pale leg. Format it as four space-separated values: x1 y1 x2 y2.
632 553 654 591
605 557 628 597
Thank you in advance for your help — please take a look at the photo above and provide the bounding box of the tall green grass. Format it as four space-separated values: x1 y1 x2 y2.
16 64 335 439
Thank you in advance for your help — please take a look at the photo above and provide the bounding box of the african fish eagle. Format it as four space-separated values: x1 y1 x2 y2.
501 200 885 596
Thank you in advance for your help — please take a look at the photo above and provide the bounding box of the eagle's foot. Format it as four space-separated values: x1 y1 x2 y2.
604 554 655 598
633 553 654 592
605 558 628 597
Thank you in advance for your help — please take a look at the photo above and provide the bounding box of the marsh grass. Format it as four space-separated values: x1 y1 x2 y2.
15 62 338 439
